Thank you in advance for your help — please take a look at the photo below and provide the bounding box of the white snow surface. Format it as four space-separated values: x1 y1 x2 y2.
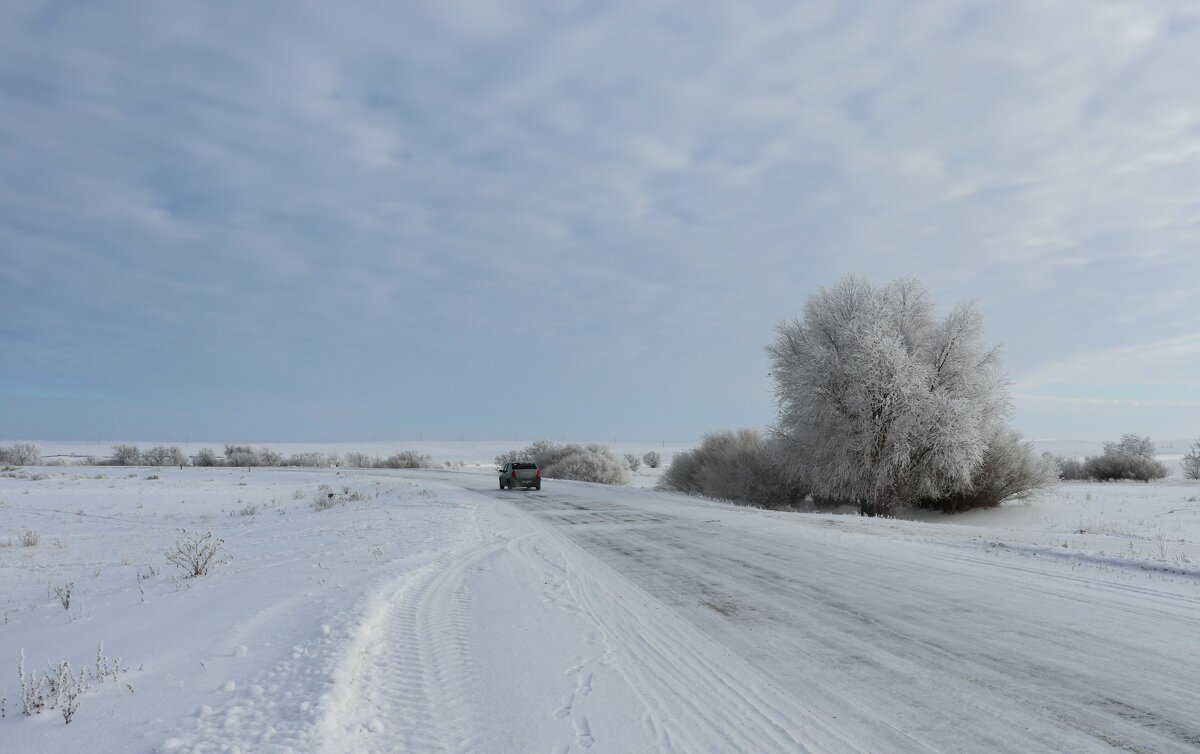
1 462 1198 752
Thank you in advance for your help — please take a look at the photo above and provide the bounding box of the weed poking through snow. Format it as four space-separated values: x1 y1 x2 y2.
52 582 75 611
165 530 229 577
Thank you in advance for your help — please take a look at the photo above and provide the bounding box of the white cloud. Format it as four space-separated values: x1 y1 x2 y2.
2 0 1199 440
1017 335 1200 390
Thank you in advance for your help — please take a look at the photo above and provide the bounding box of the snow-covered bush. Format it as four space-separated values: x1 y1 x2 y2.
1084 434 1168 482
0 443 41 466
20 529 41 547
340 451 433 469
378 451 433 469
767 276 1041 515
642 451 661 469
1179 439 1200 480
311 484 342 510
144 445 186 466
165 530 228 577
223 445 281 467
1054 455 1089 481
658 429 809 509
624 453 641 472
110 445 142 466
545 449 629 485
281 452 340 468
193 447 220 466
920 428 1055 512
495 441 628 484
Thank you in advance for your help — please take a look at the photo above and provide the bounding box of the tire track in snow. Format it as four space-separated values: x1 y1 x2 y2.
318 508 499 754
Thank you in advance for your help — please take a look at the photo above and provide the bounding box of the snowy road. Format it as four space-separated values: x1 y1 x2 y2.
421 472 1200 754
5 466 1199 753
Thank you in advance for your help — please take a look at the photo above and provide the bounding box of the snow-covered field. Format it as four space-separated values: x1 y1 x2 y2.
2 456 1198 752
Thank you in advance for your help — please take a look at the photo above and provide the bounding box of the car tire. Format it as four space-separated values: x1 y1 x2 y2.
534 480 541 490
499 479 506 490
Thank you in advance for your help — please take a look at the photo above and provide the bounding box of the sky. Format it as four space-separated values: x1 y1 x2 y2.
2 0 1198 444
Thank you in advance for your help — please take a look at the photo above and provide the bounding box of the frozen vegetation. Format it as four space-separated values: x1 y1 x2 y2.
495 441 629 485
1055 434 1172 482
660 278 1056 515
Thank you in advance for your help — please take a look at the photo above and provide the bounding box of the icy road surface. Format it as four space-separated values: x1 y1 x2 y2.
448 472 1200 754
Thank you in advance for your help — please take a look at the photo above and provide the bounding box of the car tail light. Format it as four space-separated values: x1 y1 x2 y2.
536 469 541 477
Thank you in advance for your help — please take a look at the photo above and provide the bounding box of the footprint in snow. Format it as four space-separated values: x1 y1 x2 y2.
574 717 594 748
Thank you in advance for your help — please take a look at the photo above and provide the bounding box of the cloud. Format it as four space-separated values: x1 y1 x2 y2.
1015 393 1200 409
1016 335 1200 390
2 1 1199 440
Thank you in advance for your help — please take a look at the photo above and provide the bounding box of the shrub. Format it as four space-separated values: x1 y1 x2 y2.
1086 454 1169 482
378 451 433 469
193 447 220 467
1054 455 1089 481
495 441 628 484
340 451 431 469
642 451 661 469
20 529 41 547
1181 439 1200 480
281 452 340 468
659 429 809 509
165 530 228 577
144 445 186 466
0 443 42 466
1083 434 1169 482
546 450 629 485
624 453 641 472
919 428 1055 512
110 445 142 466
311 484 341 511
223 445 280 467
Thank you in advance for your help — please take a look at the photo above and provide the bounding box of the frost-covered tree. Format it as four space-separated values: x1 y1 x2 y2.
0 443 41 465
144 445 185 466
193 447 220 466
1183 439 1200 480
624 453 641 472
1104 434 1156 460
111 444 142 466
767 277 1043 515
643 451 661 469
223 445 280 467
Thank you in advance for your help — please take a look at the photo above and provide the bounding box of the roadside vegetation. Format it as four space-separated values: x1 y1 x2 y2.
660 429 808 509
495 441 629 485
1054 434 1171 482
660 277 1056 515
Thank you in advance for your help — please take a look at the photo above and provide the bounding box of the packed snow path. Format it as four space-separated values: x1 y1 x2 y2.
409 471 1200 754
316 476 850 753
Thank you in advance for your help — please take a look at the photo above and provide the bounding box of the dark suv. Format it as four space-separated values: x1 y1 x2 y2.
500 461 541 490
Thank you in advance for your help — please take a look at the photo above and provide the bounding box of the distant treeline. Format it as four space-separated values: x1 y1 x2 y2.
0 443 439 469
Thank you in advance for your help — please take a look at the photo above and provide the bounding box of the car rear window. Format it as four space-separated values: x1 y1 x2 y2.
512 462 538 470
